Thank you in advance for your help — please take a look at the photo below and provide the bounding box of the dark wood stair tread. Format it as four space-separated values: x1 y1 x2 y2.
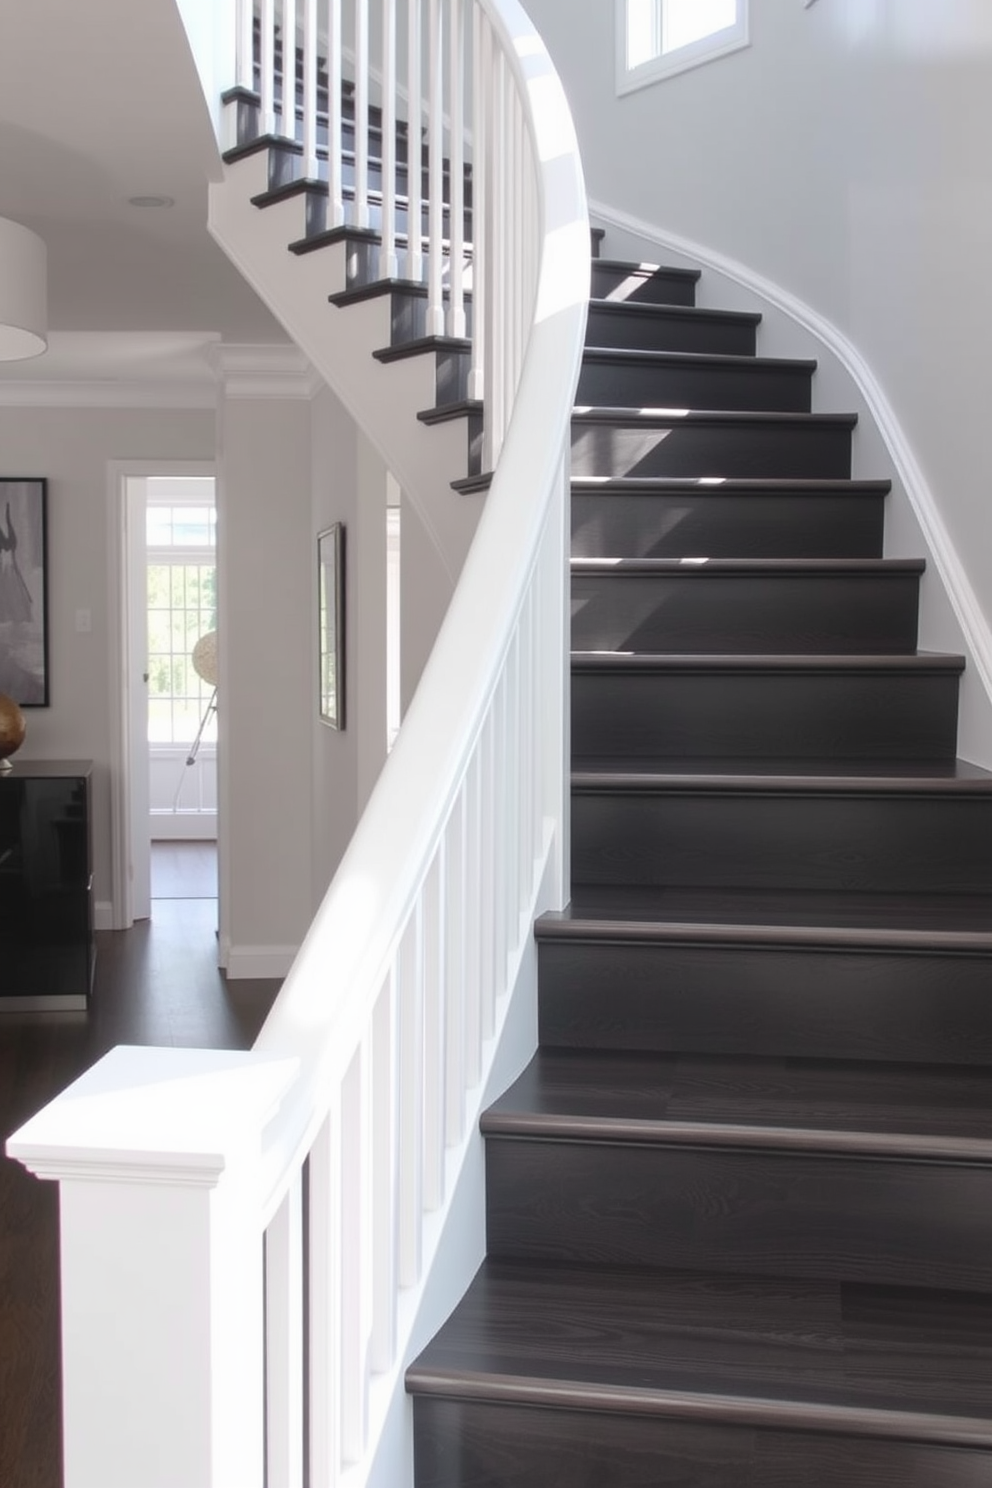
571 651 965 675
482 1049 992 1159
593 257 701 284
573 406 858 428
571 477 892 495
538 884 992 948
571 556 923 575
587 297 761 327
582 346 817 374
571 756 992 793
408 1260 992 1443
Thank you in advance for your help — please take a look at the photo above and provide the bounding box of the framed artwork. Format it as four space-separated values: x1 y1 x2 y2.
0 478 48 706
318 523 345 729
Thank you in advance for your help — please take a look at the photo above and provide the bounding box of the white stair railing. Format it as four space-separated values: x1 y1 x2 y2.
7 4 588 1486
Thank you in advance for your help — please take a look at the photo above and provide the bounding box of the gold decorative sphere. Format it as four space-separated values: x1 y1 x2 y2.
0 692 26 769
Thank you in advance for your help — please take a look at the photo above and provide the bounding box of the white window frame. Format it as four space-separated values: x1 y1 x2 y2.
616 0 749 95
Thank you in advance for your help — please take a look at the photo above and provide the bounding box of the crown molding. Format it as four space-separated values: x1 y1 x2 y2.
210 341 323 400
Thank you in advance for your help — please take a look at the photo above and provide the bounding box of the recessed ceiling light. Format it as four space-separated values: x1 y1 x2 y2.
127 195 175 208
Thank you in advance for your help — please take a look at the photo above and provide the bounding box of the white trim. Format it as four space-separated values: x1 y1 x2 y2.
0 380 217 409
226 944 297 980
94 900 114 932
616 0 749 95
107 459 216 930
589 199 992 710
210 342 323 400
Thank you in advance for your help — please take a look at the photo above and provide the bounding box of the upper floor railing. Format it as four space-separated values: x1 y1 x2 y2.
8 3 588 1484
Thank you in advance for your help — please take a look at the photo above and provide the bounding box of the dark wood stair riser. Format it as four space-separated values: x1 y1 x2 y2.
590 260 699 306
485 1139 992 1292
413 1399 992 1488
577 353 813 413
571 788 992 894
571 666 961 760
571 487 888 559
537 940 992 1064
571 417 853 479
585 302 759 355
570 570 921 654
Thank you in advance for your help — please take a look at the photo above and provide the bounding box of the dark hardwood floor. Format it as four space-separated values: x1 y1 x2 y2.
0 853 281 1488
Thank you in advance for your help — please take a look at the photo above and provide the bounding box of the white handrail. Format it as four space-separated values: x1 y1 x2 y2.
7 3 588 1485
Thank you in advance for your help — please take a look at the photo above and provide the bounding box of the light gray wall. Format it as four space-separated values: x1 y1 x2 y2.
0 404 214 909
528 0 992 657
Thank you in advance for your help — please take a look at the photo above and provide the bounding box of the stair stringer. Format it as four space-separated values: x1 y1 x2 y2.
208 148 483 593
589 198 992 770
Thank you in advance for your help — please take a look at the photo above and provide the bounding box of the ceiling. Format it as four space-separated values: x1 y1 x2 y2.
0 0 288 389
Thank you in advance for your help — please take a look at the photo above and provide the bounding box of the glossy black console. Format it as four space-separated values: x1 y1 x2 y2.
0 760 94 1009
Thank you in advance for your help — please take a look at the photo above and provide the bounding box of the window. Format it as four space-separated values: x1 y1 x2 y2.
146 501 217 746
618 0 748 93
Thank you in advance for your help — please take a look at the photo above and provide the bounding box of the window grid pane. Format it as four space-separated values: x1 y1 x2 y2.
147 560 217 745
663 0 737 54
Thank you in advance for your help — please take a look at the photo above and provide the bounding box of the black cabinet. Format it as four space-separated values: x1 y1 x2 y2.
0 761 94 1008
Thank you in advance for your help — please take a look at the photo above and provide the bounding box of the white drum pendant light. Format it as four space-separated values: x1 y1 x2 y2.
0 216 47 360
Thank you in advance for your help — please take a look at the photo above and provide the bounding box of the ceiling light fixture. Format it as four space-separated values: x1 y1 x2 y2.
0 216 47 361
127 195 175 209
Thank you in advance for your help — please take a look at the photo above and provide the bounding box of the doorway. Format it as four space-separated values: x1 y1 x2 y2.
108 461 217 929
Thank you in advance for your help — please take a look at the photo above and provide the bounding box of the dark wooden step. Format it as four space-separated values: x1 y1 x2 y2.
571 653 963 760
570 758 992 894
536 887 992 1064
374 336 472 406
571 478 889 559
482 1050 992 1290
570 558 922 654
590 258 700 306
577 348 815 413
417 398 485 476
571 409 856 479
409 1261 992 1488
585 298 760 355
330 278 471 349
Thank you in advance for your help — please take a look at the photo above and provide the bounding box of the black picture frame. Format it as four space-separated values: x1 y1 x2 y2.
0 478 48 706
318 523 345 729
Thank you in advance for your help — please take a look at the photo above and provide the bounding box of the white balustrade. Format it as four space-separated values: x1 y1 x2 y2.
8 2 588 1484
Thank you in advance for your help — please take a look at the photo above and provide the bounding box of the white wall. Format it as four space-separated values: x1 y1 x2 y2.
217 393 315 975
0 405 214 912
528 0 992 746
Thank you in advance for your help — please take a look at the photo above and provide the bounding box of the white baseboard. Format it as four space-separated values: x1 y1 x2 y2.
150 813 218 842
225 945 297 980
94 901 114 933
589 198 992 714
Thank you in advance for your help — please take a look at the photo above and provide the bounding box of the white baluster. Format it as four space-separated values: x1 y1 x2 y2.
422 849 446 1209
282 0 297 137
479 706 497 1039
261 0 277 134
447 0 467 338
463 751 483 1087
380 0 399 277
469 5 488 406
426 0 445 334
354 0 370 228
406 0 424 281
340 1045 370 1464
302 0 319 177
397 908 424 1286
445 793 466 1146
327 0 344 227
237 0 254 90
266 1174 305 1488
308 1110 341 1485
370 971 398 1371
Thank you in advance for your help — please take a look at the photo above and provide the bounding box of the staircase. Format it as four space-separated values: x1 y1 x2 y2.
406 243 992 1483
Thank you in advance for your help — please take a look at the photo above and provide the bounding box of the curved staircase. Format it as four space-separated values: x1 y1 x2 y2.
406 243 992 1485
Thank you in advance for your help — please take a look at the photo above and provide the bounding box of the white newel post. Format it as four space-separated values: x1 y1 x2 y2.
7 1045 298 1488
